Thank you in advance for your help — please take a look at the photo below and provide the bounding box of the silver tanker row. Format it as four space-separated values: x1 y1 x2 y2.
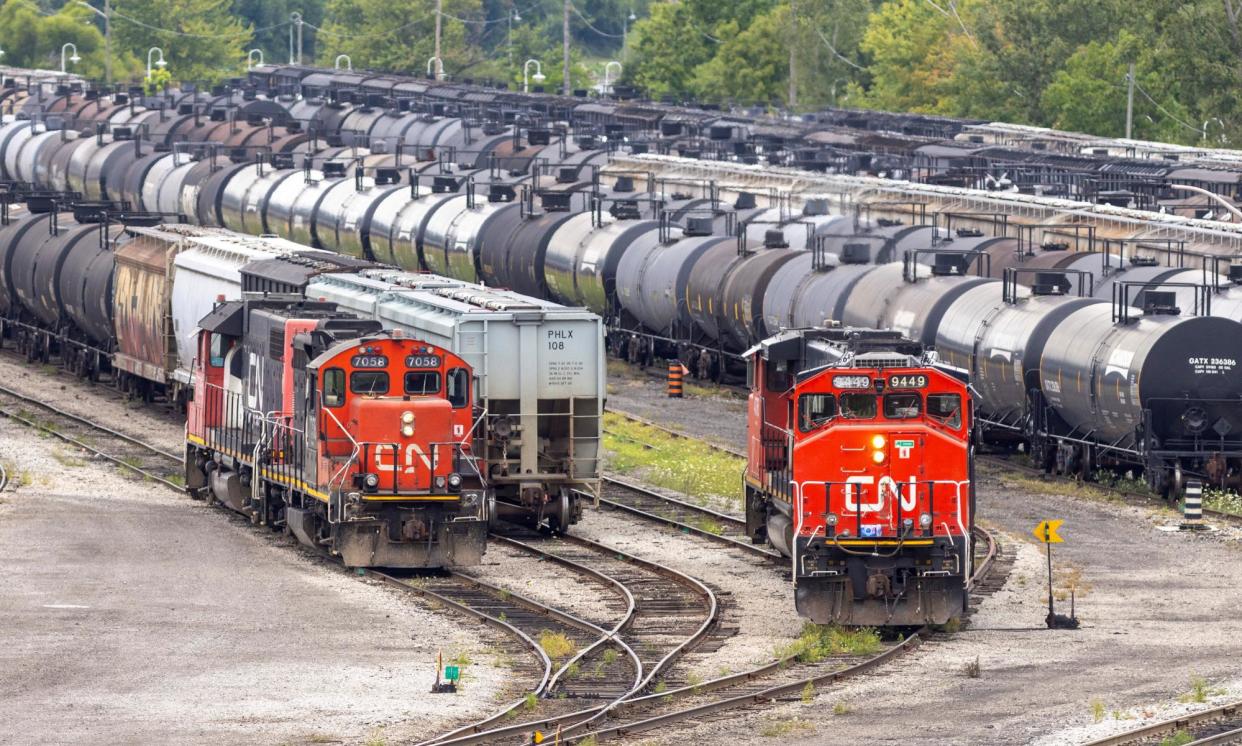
1 75 1242 497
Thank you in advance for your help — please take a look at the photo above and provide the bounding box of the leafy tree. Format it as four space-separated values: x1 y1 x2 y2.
499 24 591 91
691 5 789 106
314 0 482 77
0 0 141 80
232 0 325 66
1041 30 1196 143
856 0 963 113
110 0 253 84
625 1 711 100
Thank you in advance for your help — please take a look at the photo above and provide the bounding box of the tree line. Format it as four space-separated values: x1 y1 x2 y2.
6 0 1241 147
627 0 1242 146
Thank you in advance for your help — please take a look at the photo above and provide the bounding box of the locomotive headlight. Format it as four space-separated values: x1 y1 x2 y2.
447 473 463 491
402 411 414 424
825 513 839 526
402 424 415 438
871 450 886 464
919 513 932 529
871 434 886 449
363 473 379 489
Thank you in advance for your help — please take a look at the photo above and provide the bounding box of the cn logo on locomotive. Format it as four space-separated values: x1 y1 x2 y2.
842 475 920 513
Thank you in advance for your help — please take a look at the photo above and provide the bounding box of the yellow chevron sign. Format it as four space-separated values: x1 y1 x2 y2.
1033 520 1064 544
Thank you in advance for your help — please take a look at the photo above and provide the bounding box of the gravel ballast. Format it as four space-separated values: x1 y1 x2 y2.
605 364 1242 745
0 419 512 745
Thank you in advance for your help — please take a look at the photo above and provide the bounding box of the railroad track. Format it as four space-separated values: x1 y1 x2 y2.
0 378 563 736
551 525 1001 744
0 382 185 489
419 527 723 745
1083 699 1242 746
597 475 781 561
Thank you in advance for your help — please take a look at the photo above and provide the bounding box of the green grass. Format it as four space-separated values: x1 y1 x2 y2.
1160 732 1193 746
523 692 538 711
602 648 618 665
759 718 814 737
774 623 883 663
602 412 744 506
1205 488 1242 516
539 630 576 660
1091 699 1105 723
50 447 86 468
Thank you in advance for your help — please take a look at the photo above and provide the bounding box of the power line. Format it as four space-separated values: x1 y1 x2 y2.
567 1 624 38
1131 77 1204 136
63 4 269 39
813 26 864 71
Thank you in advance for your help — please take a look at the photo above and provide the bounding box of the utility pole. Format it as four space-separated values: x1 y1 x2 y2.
562 0 571 95
788 0 797 110
1125 62 1135 140
434 0 443 78
103 0 111 85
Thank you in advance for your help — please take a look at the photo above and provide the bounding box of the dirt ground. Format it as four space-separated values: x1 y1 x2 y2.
608 367 1242 746
0 418 511 745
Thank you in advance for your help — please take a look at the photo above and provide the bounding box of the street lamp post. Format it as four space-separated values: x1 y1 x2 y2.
74 1 110 84
427 56 445 80
247 49 264 70
146 47 166 81
622 9 636 60
604 60 622 94
289 12 303 65
508 8 521 65
523 59 545 93
61 43 80 74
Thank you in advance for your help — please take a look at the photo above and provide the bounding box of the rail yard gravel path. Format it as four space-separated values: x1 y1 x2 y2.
461 539 623 625
0 354 186 449
0 419 509 745
609 366 1242 745
571 507 804 679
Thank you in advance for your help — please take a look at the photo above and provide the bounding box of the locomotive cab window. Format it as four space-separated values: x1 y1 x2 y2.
404 371 441 396
447 368 469 408
798 393 836 432
323 368 346 408
927 393 963 429
208 334 226 367
838 393 877 419
883 392 922 419
350 370 390 396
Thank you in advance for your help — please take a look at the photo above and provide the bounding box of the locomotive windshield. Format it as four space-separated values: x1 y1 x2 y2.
798 393 836 432
404 371 441 395
883 393 922 419
927 393 963 428
839 392 877 419
350 370 390 395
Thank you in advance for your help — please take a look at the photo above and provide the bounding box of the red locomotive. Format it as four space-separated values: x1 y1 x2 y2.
744 327 974 626
184 296 489 568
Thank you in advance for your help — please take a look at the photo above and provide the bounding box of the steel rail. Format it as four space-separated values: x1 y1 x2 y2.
595 476 780 560
0 386 184 489
566 525 997 743
0 377 568 740
426 531 722 745
1082 700 1242 746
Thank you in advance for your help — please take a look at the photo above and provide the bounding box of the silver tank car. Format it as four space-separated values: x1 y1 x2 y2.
1039 304 1242 448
